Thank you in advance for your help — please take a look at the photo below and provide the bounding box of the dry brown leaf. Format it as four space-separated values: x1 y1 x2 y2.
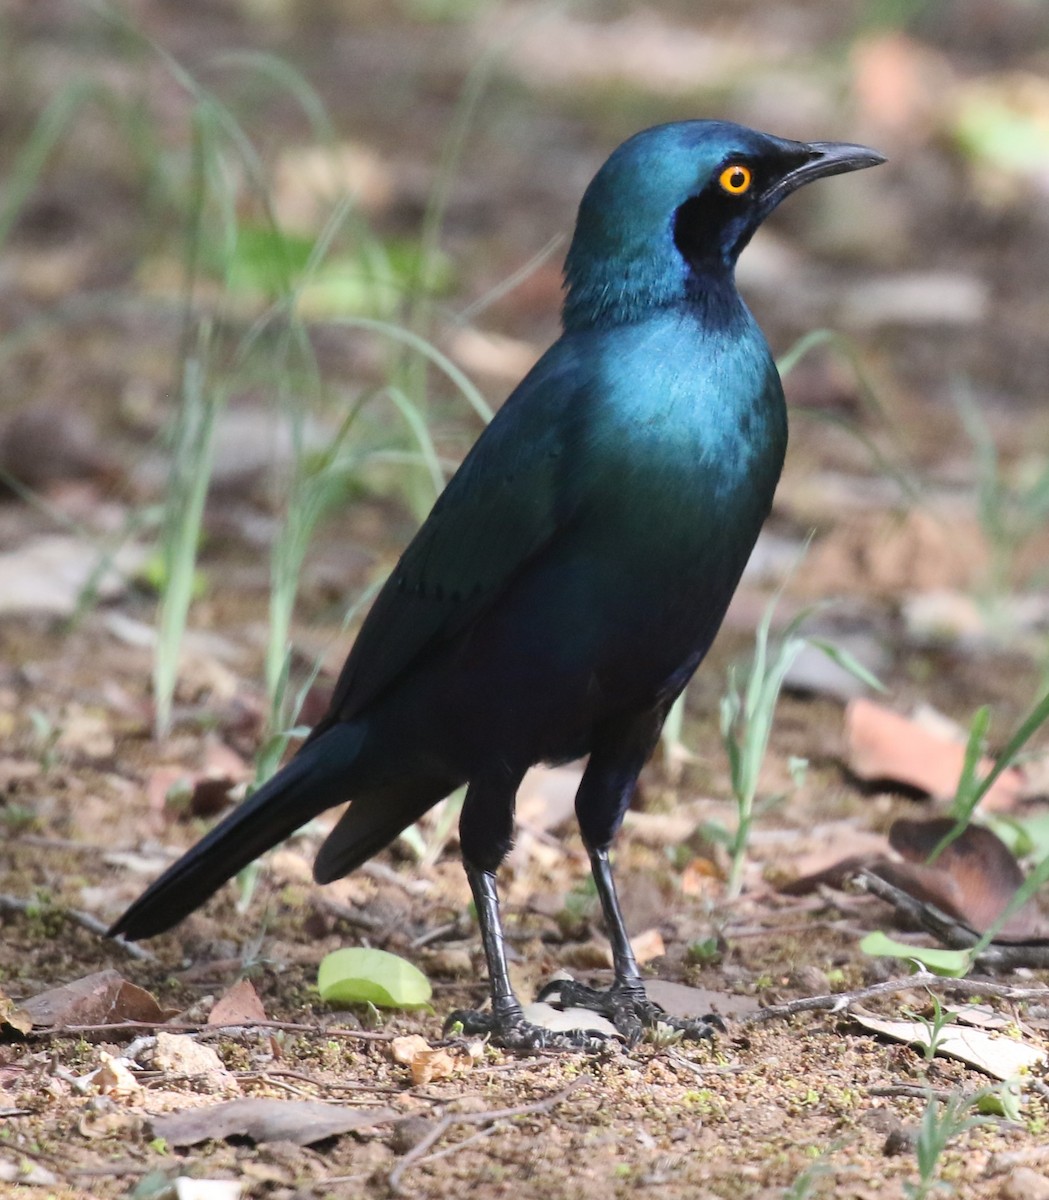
884 818 1044 938
446 328 540 383
207 979 267 1027
21 969 167 1029
272 141 393 233
852 1011 1045 1080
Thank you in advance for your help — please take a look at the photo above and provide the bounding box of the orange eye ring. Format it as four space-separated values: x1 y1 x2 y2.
718 164 752 195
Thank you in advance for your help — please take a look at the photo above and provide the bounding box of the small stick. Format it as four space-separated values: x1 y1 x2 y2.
0 895 156 962
387 1076 588 1195
29 1018 393 1041
747 974 1049 1025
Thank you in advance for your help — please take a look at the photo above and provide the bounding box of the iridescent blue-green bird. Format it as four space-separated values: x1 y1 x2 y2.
110 121 884 1047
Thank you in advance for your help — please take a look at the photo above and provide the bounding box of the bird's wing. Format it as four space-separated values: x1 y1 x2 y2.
322 339 594 723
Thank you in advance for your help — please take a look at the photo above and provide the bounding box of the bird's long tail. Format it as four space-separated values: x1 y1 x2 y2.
108 723 367 941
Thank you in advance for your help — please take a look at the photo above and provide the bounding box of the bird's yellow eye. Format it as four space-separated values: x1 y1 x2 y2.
718 164 752 195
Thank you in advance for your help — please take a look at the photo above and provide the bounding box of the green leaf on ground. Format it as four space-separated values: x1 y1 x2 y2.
317 947 433 1010
859 931 971 977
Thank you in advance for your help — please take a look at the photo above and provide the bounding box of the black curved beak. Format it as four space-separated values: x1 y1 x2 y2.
769 140 886 205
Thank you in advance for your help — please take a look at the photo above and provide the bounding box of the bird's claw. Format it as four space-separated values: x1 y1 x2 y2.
443 1006 613 1052
536 978 725 1046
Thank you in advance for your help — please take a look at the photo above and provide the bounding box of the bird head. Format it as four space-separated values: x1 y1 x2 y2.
562 120 885 330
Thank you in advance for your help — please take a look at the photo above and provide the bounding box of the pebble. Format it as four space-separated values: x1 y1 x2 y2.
1000 1167 1049 1200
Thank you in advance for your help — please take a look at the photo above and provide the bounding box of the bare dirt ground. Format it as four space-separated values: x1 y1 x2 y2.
3 2 1049 1197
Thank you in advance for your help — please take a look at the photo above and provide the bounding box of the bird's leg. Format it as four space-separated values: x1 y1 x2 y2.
455 862 524 1030
540 712 723 1045
444 778 608 1051
539 844 722 1044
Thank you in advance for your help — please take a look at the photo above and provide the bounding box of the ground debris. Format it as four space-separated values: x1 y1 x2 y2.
148 1098 399 1147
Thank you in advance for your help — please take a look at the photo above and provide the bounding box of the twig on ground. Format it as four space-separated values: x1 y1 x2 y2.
386 1075 588 1196
360 860 433 896
858 870 1049 970
410 922 462 948
235 1068 405 1095
868 1084 959 1101
0 894 156 962
29 1018 393 1041
748 975 1049 1025
665 1053 745 1078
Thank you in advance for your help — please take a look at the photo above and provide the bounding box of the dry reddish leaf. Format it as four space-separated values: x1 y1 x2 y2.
21 969 167 1028
778 824 893 893
884 818 1044 938
207 979 267 1027
844 698 1023 811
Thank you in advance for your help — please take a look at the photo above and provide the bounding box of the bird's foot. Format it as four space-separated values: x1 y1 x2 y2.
443 1004 614 1052
536 976 725 1047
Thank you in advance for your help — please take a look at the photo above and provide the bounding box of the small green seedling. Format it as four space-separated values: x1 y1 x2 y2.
905 1089 990 1200
719 590 883 899
902 993 958 1061
927 688 1049 866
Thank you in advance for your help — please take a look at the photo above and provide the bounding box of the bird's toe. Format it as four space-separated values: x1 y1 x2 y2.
443 1005 614 1052
536 977 724 1045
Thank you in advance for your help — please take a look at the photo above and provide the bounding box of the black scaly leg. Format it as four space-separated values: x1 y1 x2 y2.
539 710 723 1044
443 773 608 1050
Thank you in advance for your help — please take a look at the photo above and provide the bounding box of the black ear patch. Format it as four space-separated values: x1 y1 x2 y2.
672 192 734 272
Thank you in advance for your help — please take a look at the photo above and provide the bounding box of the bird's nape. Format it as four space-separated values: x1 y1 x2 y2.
110 119 885 1051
